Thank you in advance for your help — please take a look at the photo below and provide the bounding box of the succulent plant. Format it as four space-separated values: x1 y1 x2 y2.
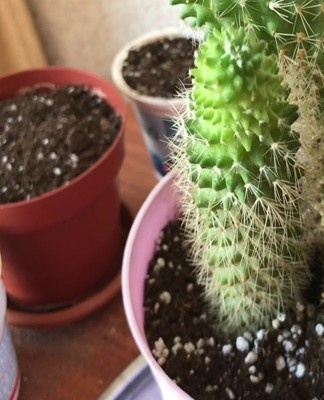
171 0 324 62
171 0 324 237
170 17 311 332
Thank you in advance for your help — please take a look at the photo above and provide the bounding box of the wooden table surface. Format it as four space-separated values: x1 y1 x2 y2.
10 104 158 400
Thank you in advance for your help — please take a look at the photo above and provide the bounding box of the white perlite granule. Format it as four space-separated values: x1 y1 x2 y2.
250 375 260 384
70 153 79 163
159 291 171 304
265 383 274 394
296 302 305 313
172 342 182 355
256 329 266 341
275 355 286 371
295 363 306 378
315 323 324 336
283 339 297 353
154 257 165 273
205 356 211 365
225 387 235 399
205 384 218 393
244 351 258 365
53 167 62 176
272 318 280 329
277 312 286 322
236 336 250 352
186 283 194 292
291 324 302 336
184 342 195 353
152 337 169 366
248 365 256 374
277 334 284 343
222 344 233 355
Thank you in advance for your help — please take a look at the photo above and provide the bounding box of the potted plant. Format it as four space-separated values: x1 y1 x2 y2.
122 1 324 398
0 66 126 325
111 29 197 178
0 259 20 400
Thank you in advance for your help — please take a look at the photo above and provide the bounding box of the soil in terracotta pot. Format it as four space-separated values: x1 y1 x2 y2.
122 37 197 98
144 220 324 400
0 85 121 204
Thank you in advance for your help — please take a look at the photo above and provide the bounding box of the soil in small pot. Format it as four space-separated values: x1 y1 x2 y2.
122 37 197 98
0 85 121 204
144 220 324 400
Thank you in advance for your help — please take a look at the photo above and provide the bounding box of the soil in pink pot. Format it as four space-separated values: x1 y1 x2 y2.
144 220 324 400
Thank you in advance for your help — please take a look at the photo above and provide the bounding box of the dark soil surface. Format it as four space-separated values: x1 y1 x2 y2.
122 36 197 98
144 220 324 400
0 85 121 204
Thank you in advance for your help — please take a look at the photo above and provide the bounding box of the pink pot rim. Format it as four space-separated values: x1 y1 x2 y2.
122 173 192 399
122 174 172 354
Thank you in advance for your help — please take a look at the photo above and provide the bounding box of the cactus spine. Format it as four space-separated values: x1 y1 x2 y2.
171 0 324 63
171 24 310 332
171 0 324 236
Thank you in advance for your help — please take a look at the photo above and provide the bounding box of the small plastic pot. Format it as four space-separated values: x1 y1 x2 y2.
0 67 126 311
112 29 188 179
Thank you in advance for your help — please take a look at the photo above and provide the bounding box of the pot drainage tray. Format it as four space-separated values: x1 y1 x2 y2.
98 355 162 400
6 204 133 328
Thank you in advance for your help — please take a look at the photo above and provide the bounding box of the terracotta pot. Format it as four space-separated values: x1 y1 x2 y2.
122 173 191 399
111 29 188 179
0 67 125 310
0 272 20 400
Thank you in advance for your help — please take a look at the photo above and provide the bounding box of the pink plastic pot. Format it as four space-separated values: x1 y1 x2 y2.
0 277 20 400
0 67 125 310
122 173 192 399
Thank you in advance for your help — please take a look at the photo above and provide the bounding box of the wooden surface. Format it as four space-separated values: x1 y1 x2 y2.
10 104 158 400
0 0 47 74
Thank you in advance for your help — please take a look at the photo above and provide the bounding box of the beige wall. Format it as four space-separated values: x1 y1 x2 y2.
28 0 182 79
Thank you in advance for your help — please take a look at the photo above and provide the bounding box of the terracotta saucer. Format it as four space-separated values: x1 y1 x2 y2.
6 204 132 328
6 271 122 328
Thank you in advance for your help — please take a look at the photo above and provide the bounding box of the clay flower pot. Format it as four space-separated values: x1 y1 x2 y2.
122 173 187 399
0 267 20 400
0 67 126 316
112 29 194 179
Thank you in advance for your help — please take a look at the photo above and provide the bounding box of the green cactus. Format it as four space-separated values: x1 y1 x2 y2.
171 1 324 233
170 0 217 28
171 0 324 65
171 25 310 333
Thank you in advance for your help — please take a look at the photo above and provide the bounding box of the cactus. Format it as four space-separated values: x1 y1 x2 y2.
171 0 324 236
171 0 324 64
170 25 310 333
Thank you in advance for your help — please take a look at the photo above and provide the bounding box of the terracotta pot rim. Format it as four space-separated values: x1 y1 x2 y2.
0 66 126 210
